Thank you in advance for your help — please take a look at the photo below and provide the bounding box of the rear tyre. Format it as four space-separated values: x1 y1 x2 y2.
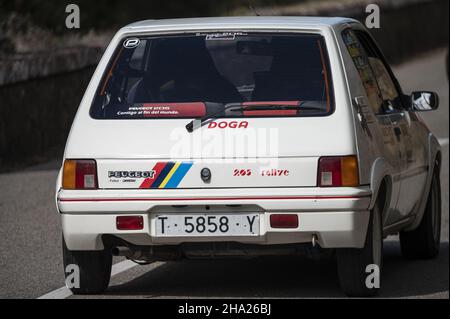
337 203 383 297
62 236 112 295
400 168 441 259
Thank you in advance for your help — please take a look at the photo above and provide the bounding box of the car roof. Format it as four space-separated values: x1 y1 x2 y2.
123 16 359 33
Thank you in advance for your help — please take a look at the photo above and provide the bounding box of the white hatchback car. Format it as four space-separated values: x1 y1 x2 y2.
56 17 442 297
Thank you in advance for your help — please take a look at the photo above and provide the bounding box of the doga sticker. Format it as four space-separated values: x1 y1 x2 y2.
208 121 249 129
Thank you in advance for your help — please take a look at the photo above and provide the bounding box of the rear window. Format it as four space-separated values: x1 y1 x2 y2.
90 32 334 119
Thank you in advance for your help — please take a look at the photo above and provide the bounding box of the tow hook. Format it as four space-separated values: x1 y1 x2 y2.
312 234 318 248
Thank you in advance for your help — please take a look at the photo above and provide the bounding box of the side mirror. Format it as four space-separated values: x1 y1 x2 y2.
410 91 439 112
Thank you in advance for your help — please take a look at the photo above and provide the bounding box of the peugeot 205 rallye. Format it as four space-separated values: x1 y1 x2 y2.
56 17 442 297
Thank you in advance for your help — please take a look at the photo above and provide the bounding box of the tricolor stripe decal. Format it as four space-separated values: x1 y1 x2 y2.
150 162 175 188
139 162 193 189
140 162 167 189
165 162 194 188
159 162 182 189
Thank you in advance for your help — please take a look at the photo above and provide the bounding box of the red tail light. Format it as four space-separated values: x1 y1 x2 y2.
63 160 98 190
318 156 359 187
270 214 299 229
117 216 144 230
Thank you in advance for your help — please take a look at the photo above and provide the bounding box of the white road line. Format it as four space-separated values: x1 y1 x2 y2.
37 260 138 299
37 286 73 300
111 259 137 276
438 138 449 147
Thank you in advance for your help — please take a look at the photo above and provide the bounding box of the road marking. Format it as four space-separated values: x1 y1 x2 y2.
37 260 138 299
111 259 137 276
37 286 73 300
438 138 449 147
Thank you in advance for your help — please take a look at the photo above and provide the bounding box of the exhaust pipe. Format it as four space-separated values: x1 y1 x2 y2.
112 245 182 262
312 234 318 248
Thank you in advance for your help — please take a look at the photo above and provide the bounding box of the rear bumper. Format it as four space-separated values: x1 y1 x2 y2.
57 187 372 251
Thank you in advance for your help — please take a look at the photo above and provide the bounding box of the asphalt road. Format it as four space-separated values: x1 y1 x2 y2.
0 49 448 299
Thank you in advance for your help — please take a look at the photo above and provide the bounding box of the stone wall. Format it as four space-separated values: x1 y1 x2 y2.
0 67 95 170
0 46 102 86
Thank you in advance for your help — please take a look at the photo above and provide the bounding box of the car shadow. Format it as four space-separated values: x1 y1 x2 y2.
381 241 448 298
105 241 448 298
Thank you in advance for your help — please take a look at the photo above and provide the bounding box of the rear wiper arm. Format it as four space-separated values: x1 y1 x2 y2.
185 102 323 133
186 103 242 133
228 102 324 112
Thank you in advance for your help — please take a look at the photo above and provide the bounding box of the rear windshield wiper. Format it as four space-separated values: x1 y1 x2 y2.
228 103 323 112
186 103 242 132
186 102 324 133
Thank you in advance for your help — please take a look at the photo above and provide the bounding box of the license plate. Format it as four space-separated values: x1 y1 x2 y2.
154 214 260 237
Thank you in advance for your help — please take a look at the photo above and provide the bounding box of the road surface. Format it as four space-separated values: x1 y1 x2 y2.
0 49 448 299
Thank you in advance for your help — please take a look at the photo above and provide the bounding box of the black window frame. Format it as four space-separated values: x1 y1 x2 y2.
341 28 385 115
89 32 336 120
353 29 408 112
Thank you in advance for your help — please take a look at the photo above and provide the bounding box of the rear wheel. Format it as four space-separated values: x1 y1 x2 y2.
337 203 383 297
62 236 112 295
400 169 441 259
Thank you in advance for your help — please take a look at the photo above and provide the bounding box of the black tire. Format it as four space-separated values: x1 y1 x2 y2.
337 203 383 297
62 236 112 295
400 169 441 259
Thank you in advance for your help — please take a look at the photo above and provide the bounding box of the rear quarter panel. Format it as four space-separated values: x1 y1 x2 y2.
333 22 402 227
